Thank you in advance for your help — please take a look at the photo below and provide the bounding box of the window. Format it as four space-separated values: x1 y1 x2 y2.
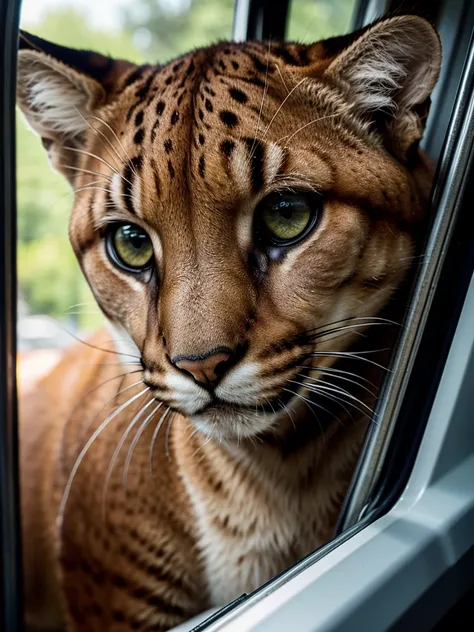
3 1 474 631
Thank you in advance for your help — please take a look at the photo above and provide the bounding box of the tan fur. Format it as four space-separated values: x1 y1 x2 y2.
18 16 441 631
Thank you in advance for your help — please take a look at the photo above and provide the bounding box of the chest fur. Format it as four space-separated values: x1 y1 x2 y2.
178 444 351 606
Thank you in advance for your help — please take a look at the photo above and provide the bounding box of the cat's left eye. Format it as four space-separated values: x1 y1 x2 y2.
106 223 154 273
256 190 322 247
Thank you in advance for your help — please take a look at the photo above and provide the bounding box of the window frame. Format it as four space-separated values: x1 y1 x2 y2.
0 0 23 630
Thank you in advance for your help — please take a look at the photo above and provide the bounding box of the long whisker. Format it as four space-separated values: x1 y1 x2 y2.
298 371 377 398
281 388 332 441
277 113 340 145
248 39 271 161
260 77 307 141
89 114 139 179
303 364 377 388
77 378 144 451
58 387 149 523
308 350 391 372
122 401 164 491
303 315 400 338
165 411 176 459
63 145 133 186
303 379 375 415
102 396 156 512
75 108 126 176
297 381 375 420
60 164 113 182
63 329 141 360
149 407 173 476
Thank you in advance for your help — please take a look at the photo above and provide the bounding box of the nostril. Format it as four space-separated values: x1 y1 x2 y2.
214 359 230 378
173 348 234 386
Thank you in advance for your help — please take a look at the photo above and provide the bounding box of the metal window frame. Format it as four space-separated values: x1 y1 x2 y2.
0 0 23 630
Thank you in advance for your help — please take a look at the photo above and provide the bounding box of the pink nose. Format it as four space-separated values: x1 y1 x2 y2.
174 351 232 385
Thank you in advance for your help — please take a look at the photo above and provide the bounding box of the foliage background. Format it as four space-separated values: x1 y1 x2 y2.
18 0 354 343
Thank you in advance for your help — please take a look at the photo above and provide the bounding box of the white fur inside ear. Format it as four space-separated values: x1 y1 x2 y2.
17 51 104 140
326 16 441 116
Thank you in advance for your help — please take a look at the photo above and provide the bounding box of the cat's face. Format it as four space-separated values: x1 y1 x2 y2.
17 16 440 440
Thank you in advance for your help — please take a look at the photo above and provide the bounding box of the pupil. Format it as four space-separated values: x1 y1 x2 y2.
130 234 144 249
277 201 293 220
124 228 146 250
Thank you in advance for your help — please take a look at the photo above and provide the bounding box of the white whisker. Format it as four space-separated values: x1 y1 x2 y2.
58 387 149 523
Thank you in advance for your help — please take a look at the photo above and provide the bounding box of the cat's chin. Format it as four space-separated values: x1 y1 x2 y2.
189 405 278 442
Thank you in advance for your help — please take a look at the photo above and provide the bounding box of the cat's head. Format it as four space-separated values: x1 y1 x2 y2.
17 16 441 441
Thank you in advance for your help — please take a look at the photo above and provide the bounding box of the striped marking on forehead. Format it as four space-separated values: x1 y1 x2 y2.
224 138 286 195
110 155 143 217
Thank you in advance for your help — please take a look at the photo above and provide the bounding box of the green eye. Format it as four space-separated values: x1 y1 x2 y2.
107 223 154 272
258 190 322 246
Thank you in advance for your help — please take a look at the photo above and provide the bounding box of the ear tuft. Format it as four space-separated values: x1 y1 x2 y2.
17 49 106 141
326 15 441 116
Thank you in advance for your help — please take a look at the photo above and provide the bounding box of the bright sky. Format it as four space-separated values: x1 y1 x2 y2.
21 0 137 30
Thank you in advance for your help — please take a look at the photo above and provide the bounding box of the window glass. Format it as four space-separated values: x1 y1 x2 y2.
287 0 355 42
17 0 234 377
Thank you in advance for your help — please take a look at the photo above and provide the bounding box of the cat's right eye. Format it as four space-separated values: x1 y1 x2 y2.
105 223 154 273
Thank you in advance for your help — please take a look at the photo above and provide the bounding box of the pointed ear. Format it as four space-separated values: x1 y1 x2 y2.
324 15 442 160
17 31 137 180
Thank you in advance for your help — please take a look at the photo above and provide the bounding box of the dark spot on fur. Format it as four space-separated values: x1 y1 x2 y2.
112 610 125 622
90 604 102 616
220 111 238 128
205 99 213 112
250 54 269 73
240 75 266 88
186 60 195 76
168 160 175 179
198 155 205 178
177 92 185 105
134 111 144 127
298 46 310 66
173 61 184 72
132 586 150 600
164 139 173 153
218 60 226 71
221 140 235 157
156 101 165 115
224 48 231 55
165 76 172 85
131 155 143 172
123 66 147 88
273 46 299 65
136 73 155 101
111 574 129 589
229 87 248 103
199 133 205 145
134 128 144 145
198 109 204 121
171 110 179 125
126 103 138 122
151 120 159 143
231 60 239 70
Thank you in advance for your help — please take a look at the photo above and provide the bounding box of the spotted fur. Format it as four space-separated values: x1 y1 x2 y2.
18 16 441 631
